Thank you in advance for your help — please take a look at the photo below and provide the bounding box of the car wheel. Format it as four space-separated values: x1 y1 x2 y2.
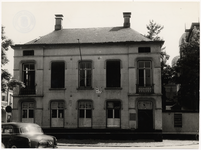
10 145 17 148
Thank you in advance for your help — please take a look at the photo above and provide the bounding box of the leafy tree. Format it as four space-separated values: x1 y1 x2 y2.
145 20 174 110
1 26 25 95
174 28 199 111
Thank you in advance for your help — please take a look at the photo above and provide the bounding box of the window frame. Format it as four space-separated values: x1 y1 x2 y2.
137 60 152 87
78 60 93 89
22 102 35 119
78 101 93 119
22 63 35 88
106 101 121 119
50 101 64 119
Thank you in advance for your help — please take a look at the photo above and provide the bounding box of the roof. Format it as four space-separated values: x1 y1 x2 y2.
24 27 152 45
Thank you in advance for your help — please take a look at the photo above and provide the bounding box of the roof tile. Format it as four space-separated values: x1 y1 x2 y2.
25 27 151 45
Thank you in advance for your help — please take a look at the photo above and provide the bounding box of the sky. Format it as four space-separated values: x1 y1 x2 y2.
1 1 200 76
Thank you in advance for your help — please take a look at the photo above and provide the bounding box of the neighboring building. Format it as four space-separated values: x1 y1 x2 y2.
11 13 164 135
1 90 13 123
179 22 200 58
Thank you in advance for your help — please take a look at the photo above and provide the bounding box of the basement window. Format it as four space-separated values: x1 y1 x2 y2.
174 114 182 127
138 47 151 53
23 50 34 56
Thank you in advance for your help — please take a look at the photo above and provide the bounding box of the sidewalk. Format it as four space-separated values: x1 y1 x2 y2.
57 139 199 148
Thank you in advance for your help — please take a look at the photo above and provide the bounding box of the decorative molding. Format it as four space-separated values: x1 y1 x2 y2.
13 95 44 98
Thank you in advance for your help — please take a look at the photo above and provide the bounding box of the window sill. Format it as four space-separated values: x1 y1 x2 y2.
77 87 94 90
105 87 122 90
49 88 66 90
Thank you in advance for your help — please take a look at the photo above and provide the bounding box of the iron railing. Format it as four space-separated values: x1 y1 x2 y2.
20 87 36 95
136 84 154 94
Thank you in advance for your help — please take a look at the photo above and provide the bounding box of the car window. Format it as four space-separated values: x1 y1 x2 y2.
20 125 43 134
2 125 14 134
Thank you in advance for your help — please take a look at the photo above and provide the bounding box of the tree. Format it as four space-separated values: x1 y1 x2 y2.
145 20 173 110
145 20 164 41
174 28 199 111
1 26 25 95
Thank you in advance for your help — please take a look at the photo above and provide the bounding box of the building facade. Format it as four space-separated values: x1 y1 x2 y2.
11 13 164 132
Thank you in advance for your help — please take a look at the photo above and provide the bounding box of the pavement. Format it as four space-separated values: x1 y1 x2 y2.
57 139 199 149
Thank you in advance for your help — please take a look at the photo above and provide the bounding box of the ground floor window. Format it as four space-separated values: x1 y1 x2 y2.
51 101 64 127
22 102 34 123
78 101 92 128
106 101 121 128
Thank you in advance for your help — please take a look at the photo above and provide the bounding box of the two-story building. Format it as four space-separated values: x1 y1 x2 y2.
11 12 164 138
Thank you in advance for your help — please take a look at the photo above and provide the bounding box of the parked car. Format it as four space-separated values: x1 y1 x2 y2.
2 122 57 148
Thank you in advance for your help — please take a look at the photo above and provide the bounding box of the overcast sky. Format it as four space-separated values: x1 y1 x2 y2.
2 1 200 75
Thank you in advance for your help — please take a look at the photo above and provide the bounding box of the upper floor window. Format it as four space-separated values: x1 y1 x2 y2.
138 47 151 53
22 63 35 94
51 62 65 88
20 63 36 95
78 61 92 88
106 60 121 88
23 50 34 56
138 61 152 87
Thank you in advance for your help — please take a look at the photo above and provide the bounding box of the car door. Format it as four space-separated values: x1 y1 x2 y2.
2 125 14 147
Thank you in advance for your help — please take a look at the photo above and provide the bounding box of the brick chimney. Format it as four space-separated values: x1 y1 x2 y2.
123 12 131 28
55 14 63 30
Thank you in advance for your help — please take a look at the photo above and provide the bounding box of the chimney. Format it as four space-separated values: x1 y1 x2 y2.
55 14 63 30
123 12 131 28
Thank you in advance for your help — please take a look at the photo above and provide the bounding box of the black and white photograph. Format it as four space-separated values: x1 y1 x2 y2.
1 0 200 149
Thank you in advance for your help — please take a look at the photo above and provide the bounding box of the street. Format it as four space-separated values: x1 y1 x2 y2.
57 139 199 149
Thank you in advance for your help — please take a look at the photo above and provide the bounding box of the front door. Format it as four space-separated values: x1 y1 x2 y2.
107 101 121 128
78 101 92 128
137 101 153 131
51 101 64 127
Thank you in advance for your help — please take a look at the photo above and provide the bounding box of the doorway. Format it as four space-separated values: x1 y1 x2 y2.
137 101 153 131
51 101 64 127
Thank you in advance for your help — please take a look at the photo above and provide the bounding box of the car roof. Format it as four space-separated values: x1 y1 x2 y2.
2 122 40 128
